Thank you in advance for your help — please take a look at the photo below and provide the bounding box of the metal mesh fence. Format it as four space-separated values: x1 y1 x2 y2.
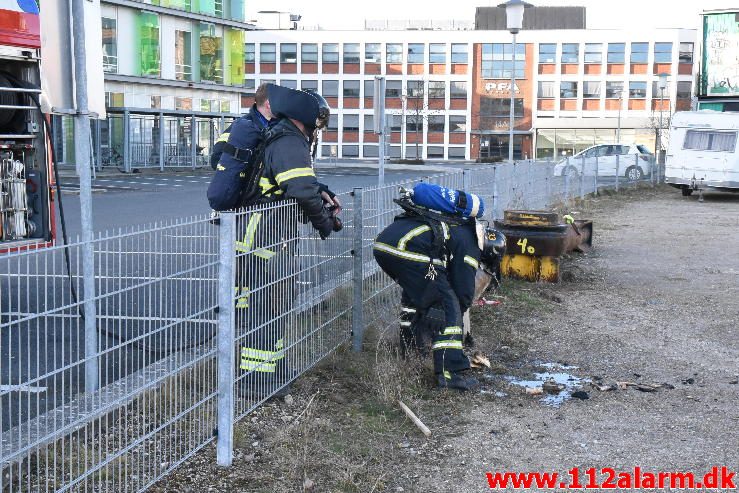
0 162 657 491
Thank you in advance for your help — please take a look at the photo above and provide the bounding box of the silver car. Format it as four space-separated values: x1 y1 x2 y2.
553 144 654 181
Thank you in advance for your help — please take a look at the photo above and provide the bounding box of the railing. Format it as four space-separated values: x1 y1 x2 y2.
0 161 657 491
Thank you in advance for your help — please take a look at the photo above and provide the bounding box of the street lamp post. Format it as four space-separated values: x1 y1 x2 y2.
657 73 668 166
499 0 532 163
616 89 623 142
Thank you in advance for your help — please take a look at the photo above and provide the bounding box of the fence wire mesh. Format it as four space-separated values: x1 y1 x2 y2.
0 161 656 491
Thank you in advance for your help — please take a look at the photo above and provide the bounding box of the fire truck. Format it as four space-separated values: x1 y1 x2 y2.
0 0 54 252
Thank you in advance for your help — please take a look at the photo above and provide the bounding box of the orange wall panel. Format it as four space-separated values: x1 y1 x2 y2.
651 99 670 111
260 63 276 74
538 63 556 75
630 63 647 74
450 99 466 110
386 98 402 109
280 63 296 74
406 133 422 144
676 100 691 111
449 133 467 145
323 63 339 74
326 97 338 109
428 99 445 111
560 99 577 111
605 99 621 110
607 64 624 75
302 63 318 74
343 131 359 143
653 63 672 75
390 132 401 144
386 63 402 75
365 63 381 75
538 99 555 111
323 131 338 142
344 97 359 109
429 64 446 75
561 63 579 75
245 62 255 74
408 64 424 75
582 99 601 110
343 63 360 74
427 133 444 144
451 64 468 75
364 132 379 143
363 97 374 109
584 64 601 75
628 99 646 110
678 63 692 75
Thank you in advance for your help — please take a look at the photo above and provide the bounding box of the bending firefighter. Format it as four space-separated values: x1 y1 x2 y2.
373 184 505 391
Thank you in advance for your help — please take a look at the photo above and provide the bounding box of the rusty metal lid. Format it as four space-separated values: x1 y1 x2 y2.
503 210 560 227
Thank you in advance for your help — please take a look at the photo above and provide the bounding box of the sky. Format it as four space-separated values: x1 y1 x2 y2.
246 0 737 30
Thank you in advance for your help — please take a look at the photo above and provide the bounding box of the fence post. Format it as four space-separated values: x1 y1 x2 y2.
545 160 552 208
563 157 570 205
216 211 236 467
579 155 585 199
190 115 197 170
615 154 620 192
352 188 365 352
158 112 165 172
594 155 599 195
491 166 499 221
463 168 472 192
123 109 131 173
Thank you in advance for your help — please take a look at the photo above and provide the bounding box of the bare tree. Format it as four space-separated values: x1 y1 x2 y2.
403 80 443 161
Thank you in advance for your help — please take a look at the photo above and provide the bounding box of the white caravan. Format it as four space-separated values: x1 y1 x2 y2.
665 111 739 196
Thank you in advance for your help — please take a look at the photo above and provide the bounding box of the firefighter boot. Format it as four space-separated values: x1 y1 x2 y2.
437 370 480 391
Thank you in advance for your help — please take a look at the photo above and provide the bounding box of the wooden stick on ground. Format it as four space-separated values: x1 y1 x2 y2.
398 400 432 437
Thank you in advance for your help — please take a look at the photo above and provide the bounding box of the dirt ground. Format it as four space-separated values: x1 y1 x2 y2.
153 186 739 492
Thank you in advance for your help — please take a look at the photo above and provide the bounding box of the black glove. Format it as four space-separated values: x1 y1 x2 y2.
317 182 336 199
309 213 334 240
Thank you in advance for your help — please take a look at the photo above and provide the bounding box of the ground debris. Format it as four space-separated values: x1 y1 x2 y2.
616 381 674 392
470 351 492 369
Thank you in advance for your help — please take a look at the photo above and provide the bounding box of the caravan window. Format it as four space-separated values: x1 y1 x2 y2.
683 130 738 152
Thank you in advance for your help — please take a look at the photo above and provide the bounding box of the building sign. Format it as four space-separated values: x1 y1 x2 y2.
484 82 520 94
702 12 739 97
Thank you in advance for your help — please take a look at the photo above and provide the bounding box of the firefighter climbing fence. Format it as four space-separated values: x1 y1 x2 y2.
0 161 657 491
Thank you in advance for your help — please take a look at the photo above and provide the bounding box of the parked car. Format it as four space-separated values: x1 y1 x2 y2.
665 111 739 196
553 144 654 181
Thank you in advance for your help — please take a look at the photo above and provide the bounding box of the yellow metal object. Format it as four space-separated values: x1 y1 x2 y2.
501 254 560 283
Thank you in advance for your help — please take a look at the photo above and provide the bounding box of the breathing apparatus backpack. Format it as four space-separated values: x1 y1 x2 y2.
394 184 484 279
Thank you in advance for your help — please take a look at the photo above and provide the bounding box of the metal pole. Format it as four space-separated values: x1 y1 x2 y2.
616 92 622 142
491 166 499 221
508 32 517 164
594 155 599 195
615 154 620 192
659 87 664 175
191 115 197 169
71 0 98 393
159 112 165 172
563 159 570 205
463 168 472 192
351 188 364 352
123 110 131 173
216 211 236 466
579 154 585 199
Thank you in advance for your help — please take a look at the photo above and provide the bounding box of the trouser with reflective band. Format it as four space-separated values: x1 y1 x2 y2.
235 208 297 374
374 250 469 374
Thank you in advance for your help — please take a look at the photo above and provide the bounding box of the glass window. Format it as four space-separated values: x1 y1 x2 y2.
175 30 192 81
390 114 402 132
386 43 402 63
448 147 466 159
629 81 647 98
280 79 297 89
365 43 381 63
428 115 445 133
407 80 424 97
327 114 338 131
405 145 421 159
302 43 318 63
244 43 255 63
560 81 578 98
301 79 318 91
451 43 468 64
323 43 339 63
450 81 466 99
343 80 360 97
583 81 601 98
607 43 625 63
363 114 373 131
343 43 360 64
654 42 672 63
449 115 466 132
429 43 445 64
199 23 223 83
481 43 525 79
406 117 422 133
280 43 297 63
343 145 359 157
480 97 524 118
363 145 379 157
428 81 445 99
138 12 160 77
679 42 693 63
386 80 402 98
683 130 737 152
539 43 556 63
630 42 648 63
606 81 624 98
260 43 276 63
322 80 338 97
584 43 602 64
427 146 444 158
343 114 359 131
175 97 192 110
102 17 117 73
538 81 555 98
364 79 375 98
408 43 424 63
652 81 671 98
677 81 692 99
244 78 255 91
561 43 579 64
